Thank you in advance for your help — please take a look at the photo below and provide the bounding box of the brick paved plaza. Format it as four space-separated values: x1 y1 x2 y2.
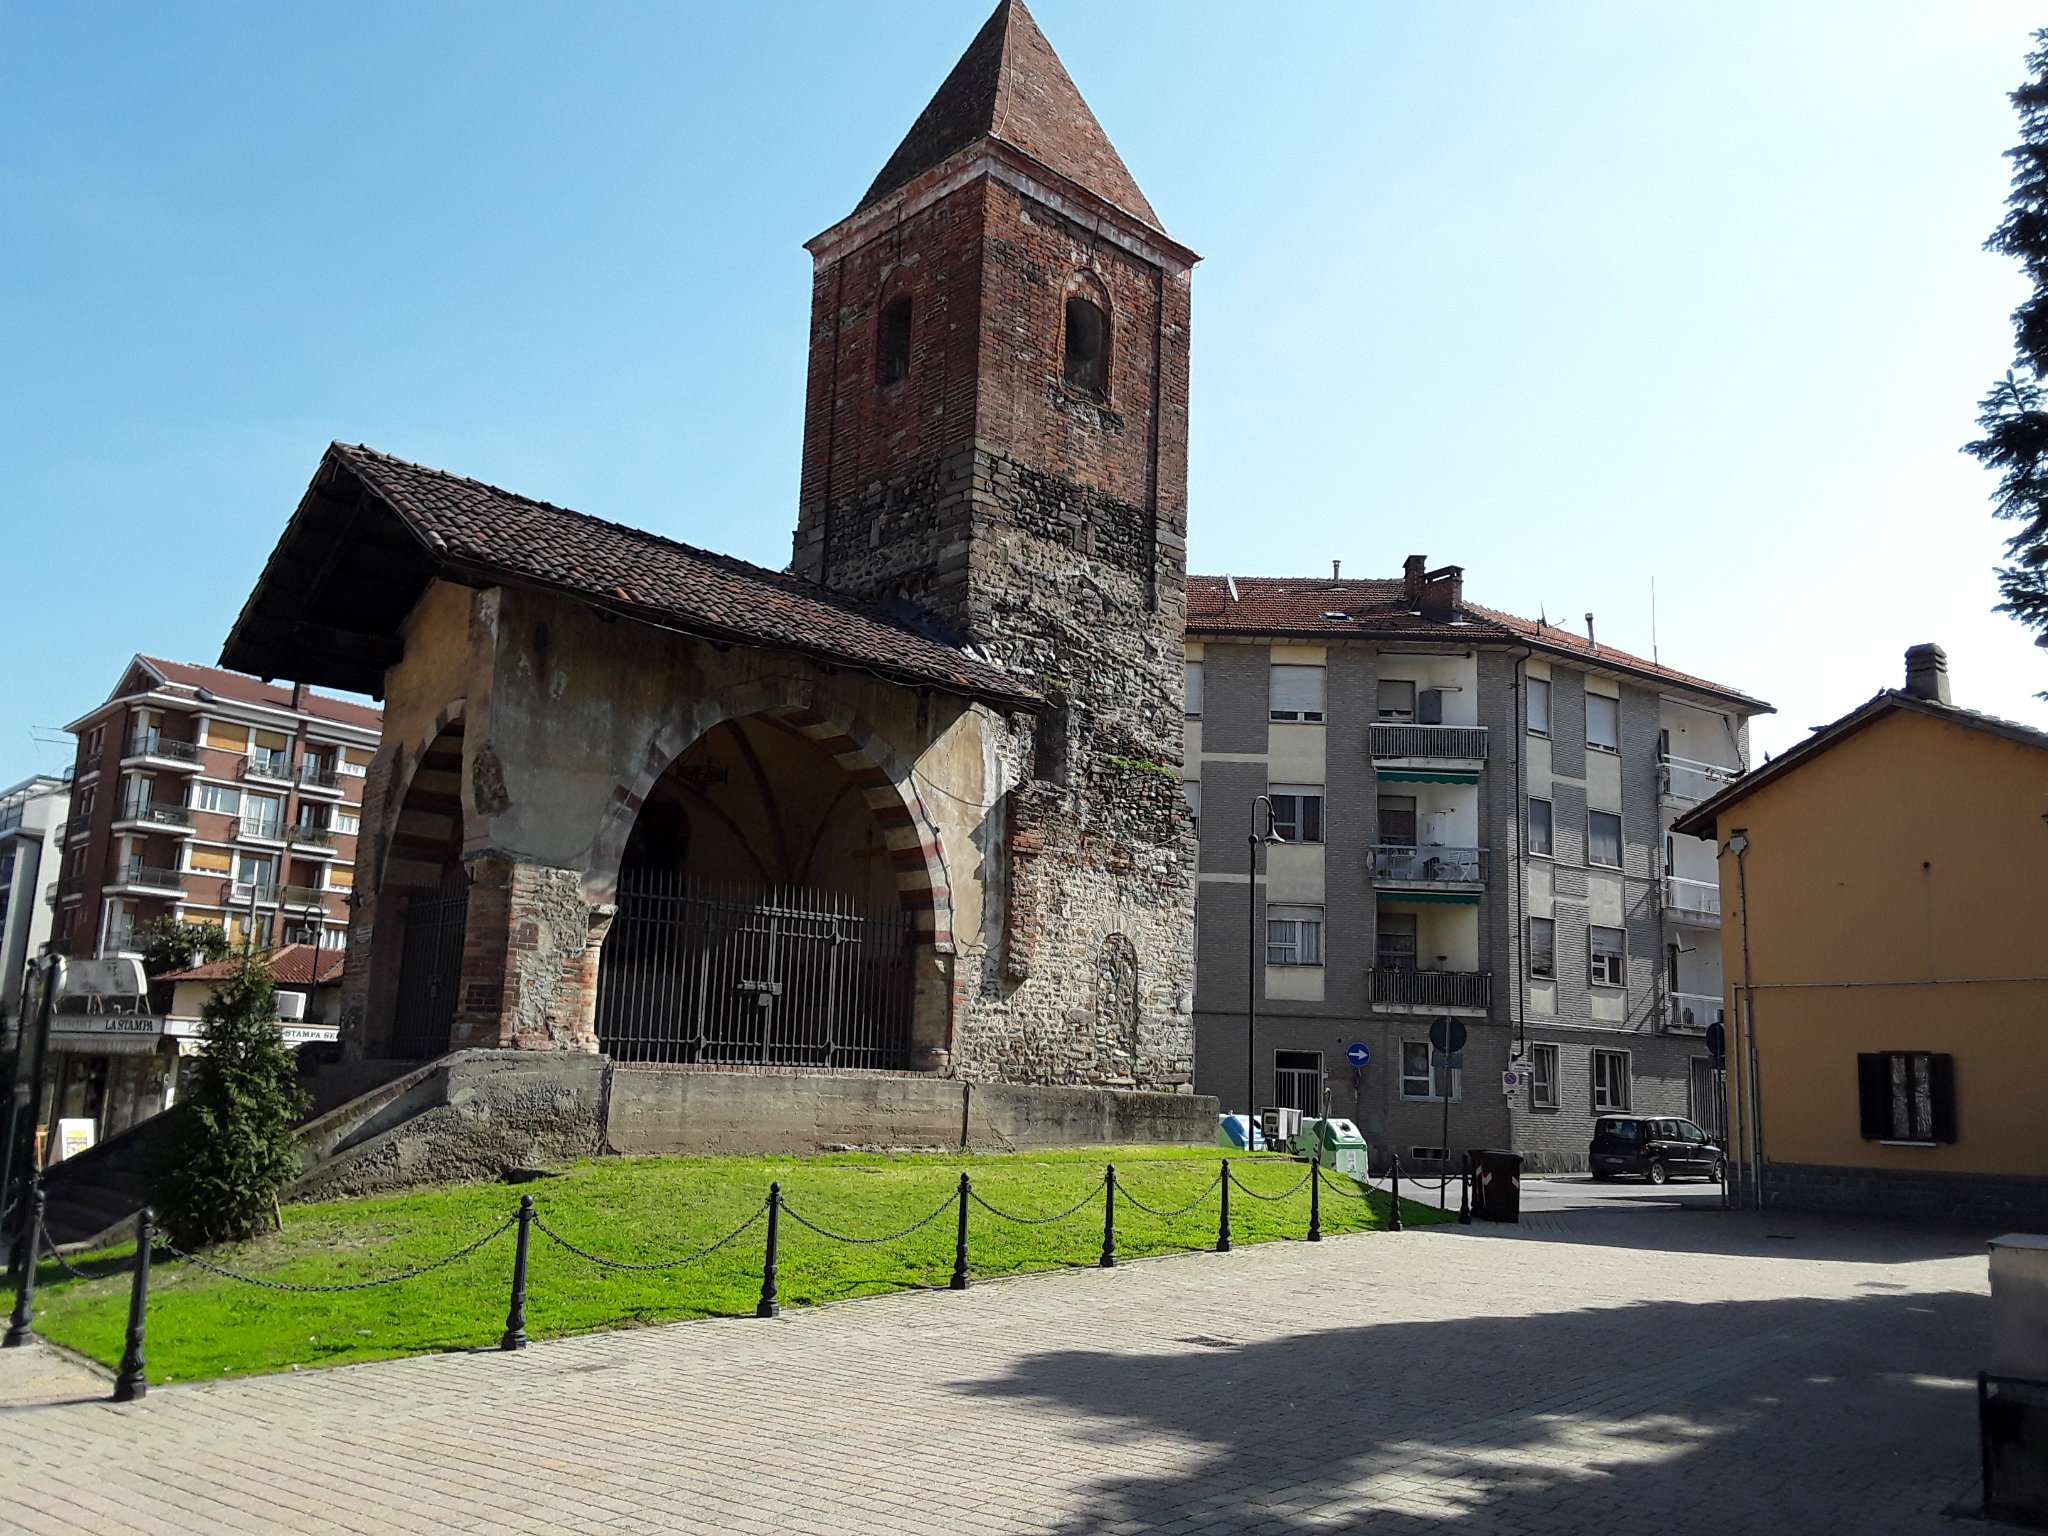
0 1187 1991 1534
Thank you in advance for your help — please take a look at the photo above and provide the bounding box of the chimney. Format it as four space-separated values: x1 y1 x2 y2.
1420 564 1464 622
1403 555 1427 607
1584 613 1597 654
1903 643 1950 704
290 680 306 711
1332 559 1341 581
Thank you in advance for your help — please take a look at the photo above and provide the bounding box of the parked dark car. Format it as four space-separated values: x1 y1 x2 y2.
1589 1115 1724 1184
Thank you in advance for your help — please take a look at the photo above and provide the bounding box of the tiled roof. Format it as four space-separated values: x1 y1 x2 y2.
1186 574 1768 710
328 444 1040 711
163 944 345 987
856 0 1162 232
137 657 383 732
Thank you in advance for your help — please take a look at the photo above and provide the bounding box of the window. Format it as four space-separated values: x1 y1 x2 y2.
1376 794 1417 846
1274 1050 1323 1115
1269 664 1326 722
1267 786 1324 843
339 750 370 778
1266 905 1324 966
335 810 360 835
1376 679 1416 722
1592 1049 1631 1111
243 793 283 838
1063 295 1108 396
296 803 330 833
1182 781 1199 839
84 725 104 760
1184 659 1203 717
1857 1052 1956 1144
1527 797 1554 858
1527 676 1551 735
1528 917 1555 979
198 783 241 816
1376 910 1417 971
877 294 912 386
1400 1041 1460 1101
237 851 277 892
1530 1043 1559 1110
1589 925 1626 987
1587 692 1620 753
1588 809 1623 869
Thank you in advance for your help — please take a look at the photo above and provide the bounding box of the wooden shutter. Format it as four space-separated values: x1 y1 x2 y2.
205 720 247 751
253 729 289 750
1856 1054 1888 1141
1928 1054 1958 1144
189 846 232 874
1418 689 1444 725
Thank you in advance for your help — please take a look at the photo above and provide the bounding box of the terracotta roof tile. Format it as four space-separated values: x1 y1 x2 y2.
163 944 345 987
136 657 383 732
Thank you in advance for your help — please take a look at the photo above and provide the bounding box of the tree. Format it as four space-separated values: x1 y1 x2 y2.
155 957 307 1249
133 916 232 978
1967 29 2048 661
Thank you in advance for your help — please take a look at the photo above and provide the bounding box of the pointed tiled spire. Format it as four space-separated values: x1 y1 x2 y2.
856 0 1162 231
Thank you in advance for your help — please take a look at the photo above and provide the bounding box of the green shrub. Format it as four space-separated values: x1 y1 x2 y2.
155 957 307 1250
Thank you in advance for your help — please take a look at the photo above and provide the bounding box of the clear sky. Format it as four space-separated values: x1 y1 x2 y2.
6 1 2045 784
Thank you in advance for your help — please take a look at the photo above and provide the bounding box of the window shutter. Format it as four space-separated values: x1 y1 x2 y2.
1418 689 1444 725
1856 1054 1888 1141
1270 665 1324 717
1928 1054 1958 1144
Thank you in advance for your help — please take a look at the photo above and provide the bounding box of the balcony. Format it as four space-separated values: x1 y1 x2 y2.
225 880 279 907
1370 967 1492 1015
1370 723 1489 762
64 813 93 840
112 800 196 834
278 884 328 909
239 816 288 843
0 806 21 834
239 754 295 786
1665 992 1724 1034
298 761 343 794
1663 875 1722 925
1371 843 1487 888
1659 753 1742 806
106 862 185 896
292 824 338 854
122 731 202 771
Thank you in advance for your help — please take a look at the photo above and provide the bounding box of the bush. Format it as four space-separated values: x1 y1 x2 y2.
155 957 308 1250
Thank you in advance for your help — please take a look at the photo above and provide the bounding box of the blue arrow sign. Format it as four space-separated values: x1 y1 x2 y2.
1346 1042 1370 1068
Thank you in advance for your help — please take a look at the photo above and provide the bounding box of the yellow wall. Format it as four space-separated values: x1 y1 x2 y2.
1707 707 2048 1178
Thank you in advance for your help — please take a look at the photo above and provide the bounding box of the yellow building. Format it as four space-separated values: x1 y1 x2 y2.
1673 645 2048 1223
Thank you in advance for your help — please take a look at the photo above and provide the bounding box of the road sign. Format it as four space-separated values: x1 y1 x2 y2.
1431 1049 1464 1070
1345 1042 1370 1068
1704 1021 1726 1060
1501 1070 1520 1095
1428 1017 1468 1055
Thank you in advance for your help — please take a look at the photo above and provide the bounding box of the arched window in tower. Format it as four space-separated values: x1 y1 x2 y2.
1064 295 1109 397
877 294 913 386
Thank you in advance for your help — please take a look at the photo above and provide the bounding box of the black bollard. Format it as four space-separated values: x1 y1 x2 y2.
500 1195 534 1351
1458 1153 1473 1225
1389 1154 1404 1234
950 1173 971 1292
756 1182 781 1319
111 1207 152 1404
1099 1164 1117 1269
3 1189 44 1348
1307 1151 1322 1244
1216 1159 1232 1253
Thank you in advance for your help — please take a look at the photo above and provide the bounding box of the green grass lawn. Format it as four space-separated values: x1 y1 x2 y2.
26 1146 1449 1385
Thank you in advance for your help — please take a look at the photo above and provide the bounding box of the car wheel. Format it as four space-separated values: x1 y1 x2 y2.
1711 1157 1726 1183
1647 1160 1669 1186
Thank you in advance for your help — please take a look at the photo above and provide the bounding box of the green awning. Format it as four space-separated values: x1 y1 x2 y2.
1375 767 1479 784
1375 890 1481 906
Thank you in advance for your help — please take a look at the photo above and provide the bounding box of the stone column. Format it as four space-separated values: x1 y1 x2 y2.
453 857 611 1054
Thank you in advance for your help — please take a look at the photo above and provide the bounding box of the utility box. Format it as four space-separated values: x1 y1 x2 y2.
1982 1234 2048 1528
1991 1235 2048 1379
1260 1106 1302 1154
1471 1149 1525 1223
1300 1117 1370 1180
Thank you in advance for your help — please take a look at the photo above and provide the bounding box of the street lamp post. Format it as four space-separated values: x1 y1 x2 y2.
1246 794 1282 1151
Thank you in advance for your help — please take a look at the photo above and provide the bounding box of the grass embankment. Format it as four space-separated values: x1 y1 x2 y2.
29 1146 1448 1384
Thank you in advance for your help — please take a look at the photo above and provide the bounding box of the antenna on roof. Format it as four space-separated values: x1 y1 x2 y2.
1650 575 1659 666
1225 575 1239 604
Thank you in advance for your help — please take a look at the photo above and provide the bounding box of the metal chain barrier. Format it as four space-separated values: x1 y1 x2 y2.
532 1203 767 1272
38 1226 104 1283
160 1213 516 1293
1316 1164 1391 1199
1227 1163 1315 1202
779 1191 959 1246
1116 1170 1222 1220
968 1178 1107 1226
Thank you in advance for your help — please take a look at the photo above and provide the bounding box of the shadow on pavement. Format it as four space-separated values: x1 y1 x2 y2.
1436 1199 1994 1267
951 1287 1986 1535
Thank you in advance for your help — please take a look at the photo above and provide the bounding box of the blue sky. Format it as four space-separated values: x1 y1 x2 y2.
5 1 2044 784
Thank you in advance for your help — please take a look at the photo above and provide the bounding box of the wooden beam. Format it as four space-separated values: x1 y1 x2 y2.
232 617 403 670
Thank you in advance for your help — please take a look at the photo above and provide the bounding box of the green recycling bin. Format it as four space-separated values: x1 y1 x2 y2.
1302 1117 1370 1180
1472 1149 1524 1223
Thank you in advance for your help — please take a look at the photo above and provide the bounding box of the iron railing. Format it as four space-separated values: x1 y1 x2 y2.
65 813 93 839
0 806 21 833
279 885 327 908
298 762 341 790
597 875 917 1071
125 732 199 763
1665 992 1722 1034
116 802 193 830
1370 844 1486 884
239 755 294 785
1663 875 1721 921
226 880 278 906
1370 968 1491 1011
239 816 286 841
1658 753 1741 804
1369 723 1488 760
112 863 184 892
392 874 470 1059
293 824 336 848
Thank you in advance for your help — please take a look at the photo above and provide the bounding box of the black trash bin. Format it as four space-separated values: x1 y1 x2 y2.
1472 1149 1524 1223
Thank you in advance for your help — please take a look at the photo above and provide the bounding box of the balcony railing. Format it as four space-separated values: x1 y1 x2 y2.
1666 992 1724 1034
1658 753 1742 804
65 813 93 839
112 862 185 891
239 817 287 841
293 824 336 848
116 801 196 831
298 761 341 790
1370 723 1489 761
239 755 295 785
1663 875 1722 922
1371 844 1487 884
1370 968 1492 1012
226 880 279 906
279 884 327 908
125 731 200 764
0 806 22 834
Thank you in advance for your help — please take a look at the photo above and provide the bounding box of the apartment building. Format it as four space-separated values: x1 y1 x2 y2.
1 773 70 1031
1184 557 1769 1172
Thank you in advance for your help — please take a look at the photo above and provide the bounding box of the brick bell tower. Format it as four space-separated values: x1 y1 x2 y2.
794 0 1199 1088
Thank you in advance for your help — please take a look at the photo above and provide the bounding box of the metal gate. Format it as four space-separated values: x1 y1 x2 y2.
596 874 916 1070
390 874 469 1059
1274 1050 1324 1116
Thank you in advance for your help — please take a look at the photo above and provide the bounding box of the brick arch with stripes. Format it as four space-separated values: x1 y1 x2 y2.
378 699 467 893
585 679 955 951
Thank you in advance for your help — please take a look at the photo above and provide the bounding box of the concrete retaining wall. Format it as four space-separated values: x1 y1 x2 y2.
1765 1160 2048 1228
